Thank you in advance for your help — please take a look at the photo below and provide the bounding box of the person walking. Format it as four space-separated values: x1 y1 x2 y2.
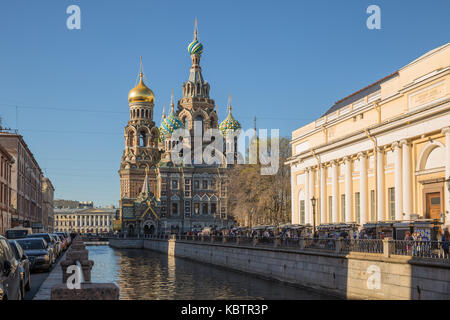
442 229 449 258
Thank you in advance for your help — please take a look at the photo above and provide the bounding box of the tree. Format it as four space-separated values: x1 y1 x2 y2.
228 136 291 226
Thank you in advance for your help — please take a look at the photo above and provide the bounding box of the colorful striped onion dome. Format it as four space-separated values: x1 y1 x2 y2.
219 104 241 136
159 108 184 138
188 39 203 55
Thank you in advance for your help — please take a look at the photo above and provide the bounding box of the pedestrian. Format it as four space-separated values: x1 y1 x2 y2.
442 229 449 258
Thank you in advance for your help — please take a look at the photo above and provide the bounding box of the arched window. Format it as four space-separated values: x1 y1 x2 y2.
139 132 146 147
202 203 208 215
127 131 135 147
145 110 149 118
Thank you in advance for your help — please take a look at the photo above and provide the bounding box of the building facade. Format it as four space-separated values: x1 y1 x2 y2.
0 132 45 231
119 22 238 235
287 43 450 228
54 207 117 234
42 177 55 232
0 144 14 235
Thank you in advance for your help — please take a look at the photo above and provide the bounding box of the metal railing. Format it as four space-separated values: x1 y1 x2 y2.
112 234 450 260
341 239 384 254
390 240 449 259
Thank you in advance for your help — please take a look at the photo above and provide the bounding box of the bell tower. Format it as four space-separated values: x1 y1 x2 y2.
178 19 218 134
119 58 160 199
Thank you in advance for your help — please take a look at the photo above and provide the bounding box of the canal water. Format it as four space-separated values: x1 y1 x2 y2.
88 245 337 300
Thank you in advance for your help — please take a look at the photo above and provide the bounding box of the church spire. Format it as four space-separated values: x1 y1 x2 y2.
184 19 209 99
170 89 175 113
141 167 151 195
194 17 198 41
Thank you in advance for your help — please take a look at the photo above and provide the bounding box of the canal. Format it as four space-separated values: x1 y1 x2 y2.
87 245 337 300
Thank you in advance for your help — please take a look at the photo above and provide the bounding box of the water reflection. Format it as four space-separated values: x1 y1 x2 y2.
88 245 336 300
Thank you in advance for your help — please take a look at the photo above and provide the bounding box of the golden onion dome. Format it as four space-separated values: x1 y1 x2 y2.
128 72 154 104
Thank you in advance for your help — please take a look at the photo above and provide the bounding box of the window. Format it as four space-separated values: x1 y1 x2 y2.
139 132 146 147
194 203 199 214
211 203 216 214
171 180 178 189
328 196 332 222
299 200 305 224
355 192 360 224
172 202 178 215
194 180 199 189
388 187 395 220
202 180 208 189
341 195 345 222
202 203 208 215
370 190 376 221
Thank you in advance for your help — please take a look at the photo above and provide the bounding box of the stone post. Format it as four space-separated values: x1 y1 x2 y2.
236 235 241 245
335 237 343 253
51 235 119 300
201 235 205 242
299 238 305 250
274 236 281 248
222 235 227 243
383 237 393 258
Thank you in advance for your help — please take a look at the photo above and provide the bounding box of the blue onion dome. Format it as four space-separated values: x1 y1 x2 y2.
219 104 241 136
188 39 203 55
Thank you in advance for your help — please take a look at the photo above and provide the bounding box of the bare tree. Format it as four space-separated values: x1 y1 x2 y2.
228 137 291 226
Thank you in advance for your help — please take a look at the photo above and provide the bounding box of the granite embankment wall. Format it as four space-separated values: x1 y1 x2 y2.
109 238 450 300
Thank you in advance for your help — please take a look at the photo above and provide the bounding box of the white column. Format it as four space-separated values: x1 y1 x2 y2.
331 161 339 223
400 139 412 221
309 167 315 225
304 168 310 225
358 152 368 225
320 164 326 225
291 166 296 224
344 156 352 223
377 147 385 221
392 142 403 221
443 127 450 227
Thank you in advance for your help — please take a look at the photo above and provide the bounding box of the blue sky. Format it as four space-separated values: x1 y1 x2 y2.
0 0 449 207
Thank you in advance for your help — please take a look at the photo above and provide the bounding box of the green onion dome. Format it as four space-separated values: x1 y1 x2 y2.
219 105 241 136
159 109 184 138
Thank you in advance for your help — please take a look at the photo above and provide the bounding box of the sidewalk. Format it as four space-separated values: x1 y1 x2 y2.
33 251 66 300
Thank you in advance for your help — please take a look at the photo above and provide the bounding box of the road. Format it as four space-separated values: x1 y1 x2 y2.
24 250 67 300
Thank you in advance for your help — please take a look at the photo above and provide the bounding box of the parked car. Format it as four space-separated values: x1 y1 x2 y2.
8 240 31 298
0 235 22 300
26 233 57 262
56 232 69 249
16 238 53 272
50 233 63 256
5 227 33 239
54 234 67 251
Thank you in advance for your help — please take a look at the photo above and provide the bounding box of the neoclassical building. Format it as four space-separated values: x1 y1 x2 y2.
287 43 450 228
54 207 117 234
118 22 240 235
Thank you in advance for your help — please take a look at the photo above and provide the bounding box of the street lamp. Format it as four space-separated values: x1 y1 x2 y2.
311 196 317 235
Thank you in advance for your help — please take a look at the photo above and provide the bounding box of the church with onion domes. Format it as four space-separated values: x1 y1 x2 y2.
118 21 241 235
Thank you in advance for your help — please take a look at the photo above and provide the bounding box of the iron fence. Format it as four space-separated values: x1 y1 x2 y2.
390 240 449 259
130 234 450 260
